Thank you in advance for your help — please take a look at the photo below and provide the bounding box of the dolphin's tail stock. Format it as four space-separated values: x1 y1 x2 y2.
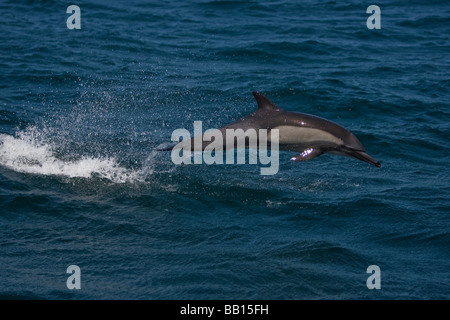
340 147 381 167
155 143 176 151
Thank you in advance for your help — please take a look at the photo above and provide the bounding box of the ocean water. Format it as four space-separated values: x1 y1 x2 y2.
0 0 449 300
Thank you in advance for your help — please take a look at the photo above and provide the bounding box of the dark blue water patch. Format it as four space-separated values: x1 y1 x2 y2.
398 14 450 29
0 110 21 128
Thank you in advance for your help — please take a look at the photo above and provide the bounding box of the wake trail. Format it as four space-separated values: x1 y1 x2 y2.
0 128 170 184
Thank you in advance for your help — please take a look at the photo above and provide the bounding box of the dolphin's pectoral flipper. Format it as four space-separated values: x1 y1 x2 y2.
290 148 323 162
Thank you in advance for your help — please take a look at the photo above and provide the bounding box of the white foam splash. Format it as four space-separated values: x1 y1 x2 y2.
0 130 157 183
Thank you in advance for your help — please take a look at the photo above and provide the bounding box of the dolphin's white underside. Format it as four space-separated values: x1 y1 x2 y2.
269 125 343 146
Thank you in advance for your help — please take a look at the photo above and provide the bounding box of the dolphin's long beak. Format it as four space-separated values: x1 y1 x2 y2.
344 149 381 167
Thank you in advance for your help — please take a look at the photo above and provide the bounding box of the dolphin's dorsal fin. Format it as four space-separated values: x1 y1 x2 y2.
252 92 280 111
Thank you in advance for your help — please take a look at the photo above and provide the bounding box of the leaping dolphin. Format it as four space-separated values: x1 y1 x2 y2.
165 91 381 168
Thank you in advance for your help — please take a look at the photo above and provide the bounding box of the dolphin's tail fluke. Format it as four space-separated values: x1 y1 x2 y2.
342 148 381 168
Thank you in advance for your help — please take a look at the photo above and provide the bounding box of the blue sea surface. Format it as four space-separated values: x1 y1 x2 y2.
0 0 449 299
